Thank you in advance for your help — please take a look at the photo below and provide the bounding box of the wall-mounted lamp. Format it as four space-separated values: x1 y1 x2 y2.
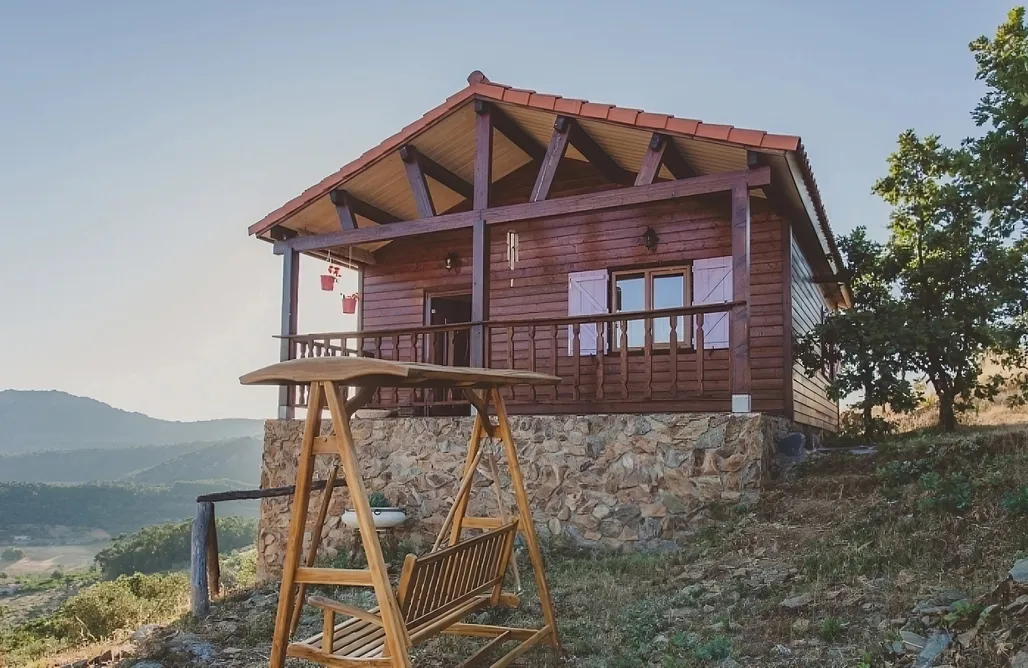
444 252 460 272
642 227 659 251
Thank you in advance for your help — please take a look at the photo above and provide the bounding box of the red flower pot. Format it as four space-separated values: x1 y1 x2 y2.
342 295 358 314
320 274 336 291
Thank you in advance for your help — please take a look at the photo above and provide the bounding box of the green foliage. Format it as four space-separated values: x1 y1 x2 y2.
367 491 391 508
818 617 845 642
0 572 187 661
94 517 256 578
0 481 258 535
691 635 733 662
917 472 973 513
1001 485 1028 515
0 547 24 562
796 227 917 439
943 599 981 626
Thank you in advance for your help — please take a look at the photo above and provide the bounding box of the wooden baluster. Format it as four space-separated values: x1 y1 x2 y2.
696 313 705 394
572 323 581 401
529 325 537 402
620 319 629 400
551 324 559 400
595 321 605 400
392 334 400 405
669 316 679 399
644 317 653 401
374 337 383 404
506 326 515 401
446 331 456 401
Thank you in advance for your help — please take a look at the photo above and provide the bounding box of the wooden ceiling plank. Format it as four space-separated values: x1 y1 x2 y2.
564 116 633 185
484 100 546 162
530 116 572 202
399 145 436 218
661 136 697 179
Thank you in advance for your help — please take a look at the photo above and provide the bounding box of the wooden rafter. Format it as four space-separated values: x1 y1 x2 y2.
329 189 402 226
479 100 546 162
398 144 473 200
275 167 771 253
530 116 572 201
635 133 668 186
399 145 435 218
562 116 633 185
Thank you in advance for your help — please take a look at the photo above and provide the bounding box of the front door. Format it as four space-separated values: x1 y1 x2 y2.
425 294 472 413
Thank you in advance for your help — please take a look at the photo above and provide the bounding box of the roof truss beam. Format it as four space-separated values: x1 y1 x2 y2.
329 189 402 227
636 133 695 185
276 167 771 254
399 144 473 200
478 100 546 162
399 146 436 218
530 116 572 202
562 116 633 185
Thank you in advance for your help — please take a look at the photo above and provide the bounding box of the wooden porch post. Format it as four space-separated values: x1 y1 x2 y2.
730 182 752 412
471 100 492 368
279 247 300 419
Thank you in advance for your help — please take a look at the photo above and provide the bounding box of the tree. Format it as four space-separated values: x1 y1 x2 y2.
873 131 1027 431
795 228 916 439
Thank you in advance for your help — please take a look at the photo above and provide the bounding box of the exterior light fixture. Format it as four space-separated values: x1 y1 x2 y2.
642 227 659 251
444 252 460 271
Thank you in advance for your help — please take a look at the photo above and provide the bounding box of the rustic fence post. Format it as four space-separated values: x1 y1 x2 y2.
190 501 213 618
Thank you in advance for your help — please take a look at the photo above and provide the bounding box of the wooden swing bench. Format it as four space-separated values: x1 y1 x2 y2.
240 357 562 668
289 520 522 664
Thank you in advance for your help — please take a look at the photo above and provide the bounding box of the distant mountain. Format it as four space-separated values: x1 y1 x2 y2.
121 437 263 488
0 390 263 454
0 442 212 483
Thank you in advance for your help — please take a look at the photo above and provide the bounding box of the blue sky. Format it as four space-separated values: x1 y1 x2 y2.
0 1 1012 420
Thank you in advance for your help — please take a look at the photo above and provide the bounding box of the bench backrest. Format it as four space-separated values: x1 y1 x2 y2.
396 520 518 628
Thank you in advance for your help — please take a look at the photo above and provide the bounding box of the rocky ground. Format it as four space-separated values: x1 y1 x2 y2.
40 426 1028 667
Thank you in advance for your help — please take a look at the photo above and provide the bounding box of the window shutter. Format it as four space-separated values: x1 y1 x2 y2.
692 257 732 349
567 270 608 356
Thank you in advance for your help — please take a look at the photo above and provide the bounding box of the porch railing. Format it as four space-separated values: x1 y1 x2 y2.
279 301 743 415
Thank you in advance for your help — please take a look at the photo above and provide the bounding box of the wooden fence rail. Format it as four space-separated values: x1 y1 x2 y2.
189 477 348 618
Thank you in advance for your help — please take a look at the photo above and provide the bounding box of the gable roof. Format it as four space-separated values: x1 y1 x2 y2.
249 71 845 302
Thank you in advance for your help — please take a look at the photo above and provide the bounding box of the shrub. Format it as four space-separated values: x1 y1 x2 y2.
692 635 732 662
94 517 256 578
917 472 973 513
818 617 845 642
59 572 187 640
0 547 24 562
368 492 391 508
1002 486 1028 516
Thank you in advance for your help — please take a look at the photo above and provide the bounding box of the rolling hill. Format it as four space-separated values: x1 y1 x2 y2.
0 390 263 454
121 437 263 488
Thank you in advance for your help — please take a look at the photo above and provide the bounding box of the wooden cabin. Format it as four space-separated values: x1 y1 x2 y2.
250 72 850 432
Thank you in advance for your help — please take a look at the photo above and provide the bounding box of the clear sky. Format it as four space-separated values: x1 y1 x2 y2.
0 0 1013 421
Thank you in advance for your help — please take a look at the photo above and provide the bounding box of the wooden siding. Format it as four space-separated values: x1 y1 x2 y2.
789 230 839 431
362 159 787 415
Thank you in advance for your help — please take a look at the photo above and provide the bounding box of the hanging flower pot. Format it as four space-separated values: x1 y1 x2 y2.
342 294 358 314
320 274 336 291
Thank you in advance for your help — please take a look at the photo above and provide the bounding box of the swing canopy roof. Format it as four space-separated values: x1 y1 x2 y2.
240 357 560 389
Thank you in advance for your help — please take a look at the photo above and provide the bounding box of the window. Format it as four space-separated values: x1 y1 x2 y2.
611 266 691 349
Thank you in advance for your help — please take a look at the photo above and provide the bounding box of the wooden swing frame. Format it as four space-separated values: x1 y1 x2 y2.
240 357 562 668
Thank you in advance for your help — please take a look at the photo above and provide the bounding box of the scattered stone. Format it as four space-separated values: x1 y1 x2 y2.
1011 559 1028 583
791 618 811 633
130 663 164 668
1012 649 1028 668
913 631 950 667
900 630 928 652
771 644 792 656
780 593 813 609
130 624 163 645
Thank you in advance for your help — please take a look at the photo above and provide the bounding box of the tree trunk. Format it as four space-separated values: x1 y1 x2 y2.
862 401 874 440
938 392 957 432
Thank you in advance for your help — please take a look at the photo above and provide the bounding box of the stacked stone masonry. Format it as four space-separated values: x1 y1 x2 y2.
256 412 789 582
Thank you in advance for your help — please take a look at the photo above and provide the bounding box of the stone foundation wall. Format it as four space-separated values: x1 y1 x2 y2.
256 412 789 582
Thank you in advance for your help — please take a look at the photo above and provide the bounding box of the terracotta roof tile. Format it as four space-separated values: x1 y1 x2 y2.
694 123 732 141
607 107 641 125
250 72 835 263
760 133 801 151
502 88 533 105
580 102 614 119
528 93 560 110
665 117 700 135
553 98 584 115
636 112 670 130
727 127 766 146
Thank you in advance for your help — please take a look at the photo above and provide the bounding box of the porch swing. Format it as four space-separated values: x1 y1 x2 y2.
240 357 563 668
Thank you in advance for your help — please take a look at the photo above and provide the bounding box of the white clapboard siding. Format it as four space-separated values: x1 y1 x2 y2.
567 270 608 355
692 257 732 349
